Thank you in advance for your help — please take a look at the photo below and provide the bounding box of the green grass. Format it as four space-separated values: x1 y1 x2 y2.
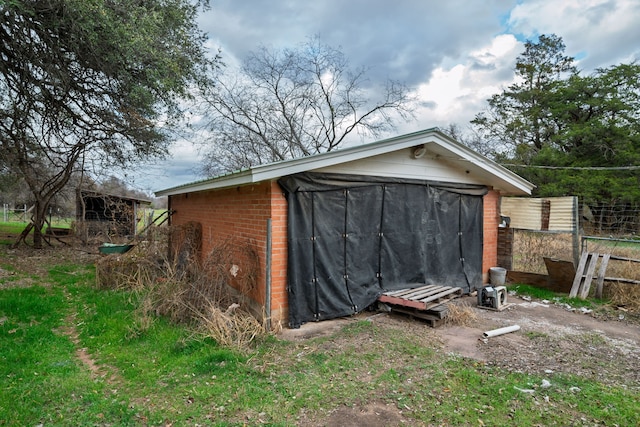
0 222 28 245
1 262 638 425
0 222 27 234
0 220 75 246
507 283 607 309
584 236 640 250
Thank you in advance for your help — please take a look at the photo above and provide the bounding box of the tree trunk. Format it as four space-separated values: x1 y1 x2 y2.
31 201 48 249
11 223 34 248
11 200 49 249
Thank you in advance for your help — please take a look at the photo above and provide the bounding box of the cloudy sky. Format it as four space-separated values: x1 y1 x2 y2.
137 0 640 194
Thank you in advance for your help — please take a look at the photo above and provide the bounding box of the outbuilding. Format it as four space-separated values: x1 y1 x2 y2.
76 189 151 239
156 128 533 328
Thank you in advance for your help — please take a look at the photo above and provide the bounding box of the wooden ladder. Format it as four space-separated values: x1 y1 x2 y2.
569 252 611 299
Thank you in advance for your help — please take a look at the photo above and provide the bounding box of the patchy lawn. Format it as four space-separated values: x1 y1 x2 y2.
1 239 638 426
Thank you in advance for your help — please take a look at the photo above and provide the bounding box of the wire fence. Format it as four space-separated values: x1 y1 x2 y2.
1 204 74 227
1 203 160 234
581 200 640 237
507 198 640 283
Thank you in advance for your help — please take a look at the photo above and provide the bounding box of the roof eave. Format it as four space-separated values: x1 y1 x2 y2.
155 128 534 197
155 169 254 197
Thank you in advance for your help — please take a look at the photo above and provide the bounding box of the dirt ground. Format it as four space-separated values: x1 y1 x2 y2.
282 294 640 388
2 242 639 426
283 294 640 427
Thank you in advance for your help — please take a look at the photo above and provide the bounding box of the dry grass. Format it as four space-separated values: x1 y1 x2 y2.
194 302 264 349
96 223 268 351
603 257 640 311
606 282 640 312
511 230 640 312
512 231 575 274
444 301 478 327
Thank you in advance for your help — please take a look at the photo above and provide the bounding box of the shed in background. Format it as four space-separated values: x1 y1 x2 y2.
76 189 151 239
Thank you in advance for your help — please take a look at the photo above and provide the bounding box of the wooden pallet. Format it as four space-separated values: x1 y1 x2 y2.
570 252 640 298
378 284 464 327
379 285 463 311
387 305 446 327
570 252 603 299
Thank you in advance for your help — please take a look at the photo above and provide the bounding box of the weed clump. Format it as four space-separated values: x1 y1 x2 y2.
444 301 478 327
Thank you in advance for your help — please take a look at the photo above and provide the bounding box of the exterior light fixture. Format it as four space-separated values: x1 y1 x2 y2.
412 145 427 159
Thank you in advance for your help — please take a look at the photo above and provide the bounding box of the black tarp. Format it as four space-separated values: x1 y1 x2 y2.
279 172 488 328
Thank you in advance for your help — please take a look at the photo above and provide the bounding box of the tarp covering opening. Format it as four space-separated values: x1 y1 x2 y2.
280 172 487 328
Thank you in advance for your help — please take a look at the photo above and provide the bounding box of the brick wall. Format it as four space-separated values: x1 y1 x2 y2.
168 180 288 326
482 189 501 283
268 181 289 325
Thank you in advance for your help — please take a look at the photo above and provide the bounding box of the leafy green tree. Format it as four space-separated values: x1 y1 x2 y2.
472 34 577 159
472 34 640 208
0 0 213 248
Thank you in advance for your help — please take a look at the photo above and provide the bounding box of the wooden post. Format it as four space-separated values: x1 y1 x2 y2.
572 196 580 267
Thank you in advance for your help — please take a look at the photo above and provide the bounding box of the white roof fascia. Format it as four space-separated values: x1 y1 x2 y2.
250 130 436 181
156 129 437 196
428 134 534 194
155 169 253 196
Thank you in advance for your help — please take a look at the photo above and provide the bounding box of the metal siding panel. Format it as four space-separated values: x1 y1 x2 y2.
548 196 575 231
501 197 543 230
501 196 576 232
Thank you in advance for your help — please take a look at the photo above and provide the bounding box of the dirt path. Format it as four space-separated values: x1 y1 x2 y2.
56 290 120 384
291 296 640 426
1 245 120 384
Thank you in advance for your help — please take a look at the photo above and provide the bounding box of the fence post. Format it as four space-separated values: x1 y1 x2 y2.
572 196 580 267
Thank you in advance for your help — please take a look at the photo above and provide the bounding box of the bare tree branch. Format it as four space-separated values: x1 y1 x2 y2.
197 36 416 174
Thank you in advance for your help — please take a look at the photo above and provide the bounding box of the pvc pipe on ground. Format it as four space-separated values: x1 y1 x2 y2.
483 324 520 338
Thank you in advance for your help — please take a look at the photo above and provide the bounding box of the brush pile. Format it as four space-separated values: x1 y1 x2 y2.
95 221 267 350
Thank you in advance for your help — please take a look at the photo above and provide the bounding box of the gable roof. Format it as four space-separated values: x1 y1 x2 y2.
155 128 534 197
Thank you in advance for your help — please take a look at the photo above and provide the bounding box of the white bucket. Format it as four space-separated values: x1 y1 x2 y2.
489 267 507 286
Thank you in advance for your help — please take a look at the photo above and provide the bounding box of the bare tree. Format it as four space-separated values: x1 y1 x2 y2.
198 36 415 174
440 123 499 158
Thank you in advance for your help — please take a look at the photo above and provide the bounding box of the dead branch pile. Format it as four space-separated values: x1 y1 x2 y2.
95 222 267 350
194 302 263 349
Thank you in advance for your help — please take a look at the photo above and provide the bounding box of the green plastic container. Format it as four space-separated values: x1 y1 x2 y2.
98 243 135 255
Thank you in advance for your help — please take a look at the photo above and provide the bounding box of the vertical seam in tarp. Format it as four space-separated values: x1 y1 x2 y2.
377 184 386 289
343 189 355 311
426 184 431 275
458 194 471 289
311 192 319 319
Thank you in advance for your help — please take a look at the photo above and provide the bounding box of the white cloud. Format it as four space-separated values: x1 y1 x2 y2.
410 34 521 129
507 0 640 70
